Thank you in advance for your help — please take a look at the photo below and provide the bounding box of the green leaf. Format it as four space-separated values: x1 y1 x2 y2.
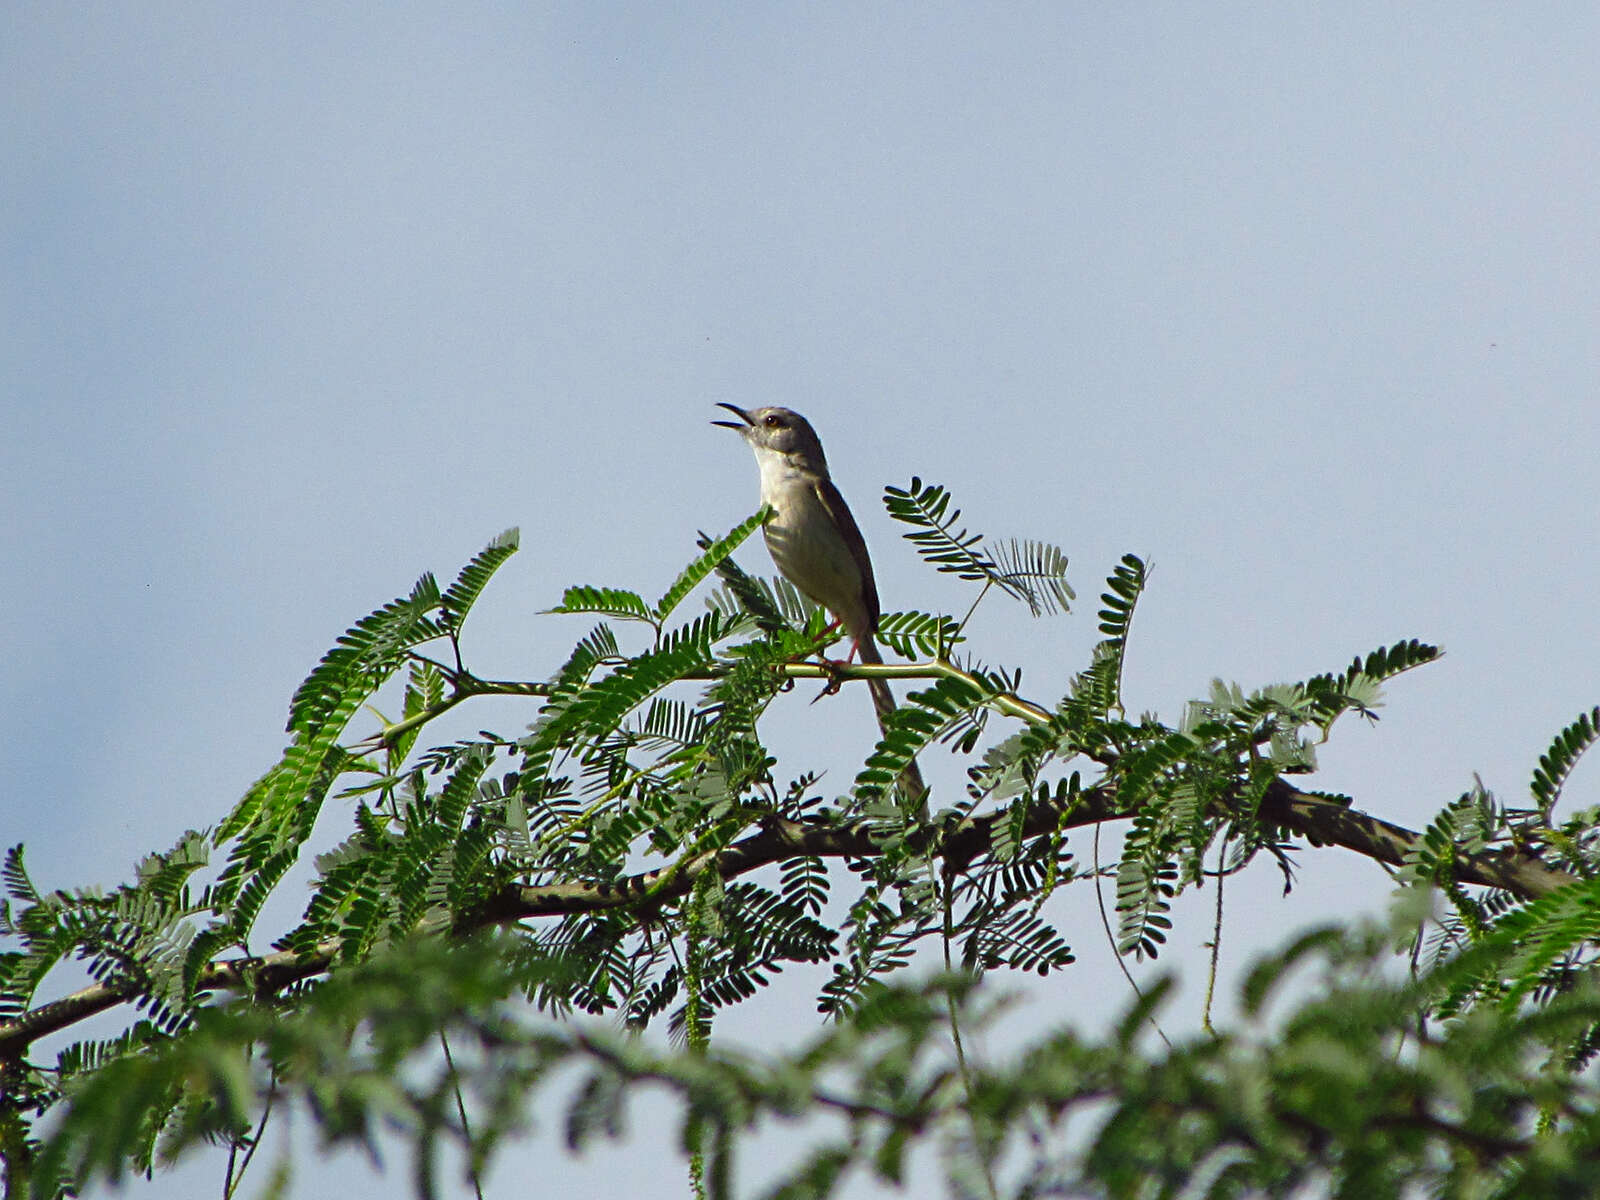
534 614 723 753
3 844 40 906
547 585 655 623
1097 554 1146 641
211 736 353 921
779 857 830 917
1303 639 1441 728
439 527 519 633
875 611 963 660
1072 554 1146 716
883 478 1002 585
1114 856 1175 959
967 908 1074 975
707 554 791 636
883 478 1071 616
656 509 771 622
394 659 445 765
990 538 1074 616
1531 705 1600 818
855 675 996 807
705 574 821 639
287 575 445 740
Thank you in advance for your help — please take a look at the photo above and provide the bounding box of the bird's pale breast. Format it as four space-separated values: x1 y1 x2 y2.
762 478 871 637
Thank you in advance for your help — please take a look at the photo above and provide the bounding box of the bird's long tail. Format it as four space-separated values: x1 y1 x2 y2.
857 634 929 811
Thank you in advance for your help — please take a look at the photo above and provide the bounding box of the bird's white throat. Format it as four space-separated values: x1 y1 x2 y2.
750 445 814 508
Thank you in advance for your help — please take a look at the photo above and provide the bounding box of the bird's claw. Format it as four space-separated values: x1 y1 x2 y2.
810 659 847 704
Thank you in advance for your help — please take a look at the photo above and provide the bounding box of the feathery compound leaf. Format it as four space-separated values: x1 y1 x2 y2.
3 844 39 906
780 856 830 916
218 702 359 847
551 624 624 692
855 675 997 804
133 832 210 904
1098 554 1146 641
990 539 1075 616
884 477 1003 583
547 585 655 623
706 552 790 635
1115 855 1176 960
875 611 963 660
536 614 723 752
229 845 299 943
884 479 1072 615
1302 639 1441 728
1070 555 1147 716
288 575 445 740
1444 878 1600 1011
1358 638 1442 680
439 527 519 632
656 509 771 621
1113 729 1201 817
966 908 1074 976
436 744 493 835
1305 639 1441 697
1532 705 1600 818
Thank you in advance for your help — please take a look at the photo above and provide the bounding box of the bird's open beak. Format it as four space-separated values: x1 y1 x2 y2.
712 403 753 430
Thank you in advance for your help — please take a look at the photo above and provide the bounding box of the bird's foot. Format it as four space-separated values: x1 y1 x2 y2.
809 658 848 704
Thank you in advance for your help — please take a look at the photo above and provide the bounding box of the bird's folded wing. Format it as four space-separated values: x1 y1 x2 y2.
811 475 879 633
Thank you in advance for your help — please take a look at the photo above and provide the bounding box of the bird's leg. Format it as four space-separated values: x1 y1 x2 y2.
811 616 844 657
809 616 859 703
810 616 858 667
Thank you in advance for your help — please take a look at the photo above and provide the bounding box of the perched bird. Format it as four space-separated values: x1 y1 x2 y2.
715 404 927 803
713 404 880 663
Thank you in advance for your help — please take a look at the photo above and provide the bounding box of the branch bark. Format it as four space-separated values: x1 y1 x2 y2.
1 775 1576 1059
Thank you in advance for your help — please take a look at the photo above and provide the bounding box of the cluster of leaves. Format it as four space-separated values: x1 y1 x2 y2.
1 478 1597 1198
27 905 1600 1200
1389 706 1600 1026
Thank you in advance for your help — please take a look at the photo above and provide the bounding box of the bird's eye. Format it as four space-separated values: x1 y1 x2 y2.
764 414 782 428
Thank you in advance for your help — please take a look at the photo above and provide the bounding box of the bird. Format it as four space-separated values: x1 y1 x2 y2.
714 403 927 804
713 405 879 662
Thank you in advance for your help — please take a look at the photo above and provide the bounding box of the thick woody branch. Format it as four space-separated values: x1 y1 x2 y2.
0 775 1575 1059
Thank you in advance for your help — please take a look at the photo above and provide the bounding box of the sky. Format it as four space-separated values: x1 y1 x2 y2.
5 4 1599 1197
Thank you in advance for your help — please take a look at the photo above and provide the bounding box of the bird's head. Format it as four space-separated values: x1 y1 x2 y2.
713 404 829 472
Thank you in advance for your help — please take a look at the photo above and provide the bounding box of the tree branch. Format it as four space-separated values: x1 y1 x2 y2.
1 775 1575 1059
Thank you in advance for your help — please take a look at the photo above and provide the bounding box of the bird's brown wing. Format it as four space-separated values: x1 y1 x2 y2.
811 475 879 635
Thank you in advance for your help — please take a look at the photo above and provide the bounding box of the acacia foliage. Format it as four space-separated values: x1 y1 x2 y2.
1 480 1598 1199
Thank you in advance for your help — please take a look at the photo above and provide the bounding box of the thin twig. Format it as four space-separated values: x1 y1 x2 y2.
439 1031 485 1200
1092 822 1171 1049
942 873 999 1200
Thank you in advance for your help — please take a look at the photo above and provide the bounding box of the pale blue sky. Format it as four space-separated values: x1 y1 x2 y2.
5 5 1598 1197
